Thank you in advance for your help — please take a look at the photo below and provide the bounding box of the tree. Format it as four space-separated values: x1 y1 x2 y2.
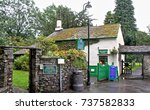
136 31 150 46
114 0 137 45
104 11 115 24
0 0 39 38
74 10 91 27
37 4 91 36
37 4 57 36
36 36 58 55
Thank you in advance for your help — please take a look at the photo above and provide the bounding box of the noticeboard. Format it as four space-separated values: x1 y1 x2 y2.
43 64 57 74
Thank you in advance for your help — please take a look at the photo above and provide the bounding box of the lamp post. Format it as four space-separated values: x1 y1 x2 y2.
83 1 92 86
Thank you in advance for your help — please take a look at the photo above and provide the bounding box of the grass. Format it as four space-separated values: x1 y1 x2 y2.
13 70 29 90
132 63 142 72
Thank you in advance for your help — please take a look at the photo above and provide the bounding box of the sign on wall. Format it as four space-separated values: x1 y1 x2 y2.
43 64 57 74
77 39 85 50
98 49 108 54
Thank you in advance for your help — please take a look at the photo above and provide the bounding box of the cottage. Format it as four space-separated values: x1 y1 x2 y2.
14 21 125 75
48 23 125 75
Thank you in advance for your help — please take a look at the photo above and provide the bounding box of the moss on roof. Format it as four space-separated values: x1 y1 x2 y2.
49 24 120 41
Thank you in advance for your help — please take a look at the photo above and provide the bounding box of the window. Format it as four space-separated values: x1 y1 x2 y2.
98 49 108 64
99 56 108 64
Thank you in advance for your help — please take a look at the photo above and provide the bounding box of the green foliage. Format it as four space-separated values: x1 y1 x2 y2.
104 11 115 24
136 31 150 45
0 37 9 45
114 0 137 45
75 10 91 27
0 0 39 38
37 4 92 36
7 36 35 46
1 1 92 37
57 40 76 50
132 63 142 72
36 36 58 55
0 36 35 52
14 53 29 71
13 70 29 90
110 47 118 54
48 49 87 69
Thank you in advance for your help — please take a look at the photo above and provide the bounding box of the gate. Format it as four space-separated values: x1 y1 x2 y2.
119 45 146 79
0 46 42 93
121 60 132 75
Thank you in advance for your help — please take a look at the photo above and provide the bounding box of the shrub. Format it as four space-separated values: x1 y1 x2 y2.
36 36 58 55
48 49 87 69
14 53 29 71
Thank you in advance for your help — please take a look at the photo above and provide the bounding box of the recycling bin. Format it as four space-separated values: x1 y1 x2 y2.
89 65 97 77
109 65 118 80
97 63 109 81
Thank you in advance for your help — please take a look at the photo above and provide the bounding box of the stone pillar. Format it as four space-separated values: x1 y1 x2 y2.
0 48 5 88
0 47 13 92
143 55 150 78
29 49 42 93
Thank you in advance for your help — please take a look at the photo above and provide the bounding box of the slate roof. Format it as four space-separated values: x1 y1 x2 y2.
48 24 120 41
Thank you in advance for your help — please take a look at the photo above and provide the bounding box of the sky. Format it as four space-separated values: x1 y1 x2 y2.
34 0 150 33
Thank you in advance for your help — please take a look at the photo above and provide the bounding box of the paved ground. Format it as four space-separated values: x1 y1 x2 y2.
81 78 150 93
74 67 150 93
13 67 150 93
121 67 143 79
13 87 28 93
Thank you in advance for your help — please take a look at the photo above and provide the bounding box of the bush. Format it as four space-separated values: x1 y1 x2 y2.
48 49 87 69
36 36 58 55
14 53 29 71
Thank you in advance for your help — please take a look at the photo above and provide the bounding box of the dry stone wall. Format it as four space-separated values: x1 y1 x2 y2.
38 57 87 93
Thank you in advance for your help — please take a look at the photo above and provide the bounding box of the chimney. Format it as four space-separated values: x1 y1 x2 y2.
55 20 63 31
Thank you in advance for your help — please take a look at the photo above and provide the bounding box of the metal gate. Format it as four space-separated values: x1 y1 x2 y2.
121 60 132 75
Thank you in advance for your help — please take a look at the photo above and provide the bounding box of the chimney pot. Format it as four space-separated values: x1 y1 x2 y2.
55 20 63 31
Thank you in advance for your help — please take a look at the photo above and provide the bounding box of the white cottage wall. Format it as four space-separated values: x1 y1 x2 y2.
84 38 117 66
116 26 125 75
83 26 125 75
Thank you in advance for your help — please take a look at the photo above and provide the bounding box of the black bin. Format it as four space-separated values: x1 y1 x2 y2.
72 70 84 92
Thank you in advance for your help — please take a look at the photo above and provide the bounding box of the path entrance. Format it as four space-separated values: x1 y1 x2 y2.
119 45 150 79
0 46 41 93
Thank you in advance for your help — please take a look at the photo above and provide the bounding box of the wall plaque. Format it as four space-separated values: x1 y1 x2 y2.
43 64 57 74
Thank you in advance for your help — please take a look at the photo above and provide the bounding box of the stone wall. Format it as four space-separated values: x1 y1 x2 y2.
143 55 150 78
38 57 60 92
0 46 87 93
38 57 87 93
0 87 9 93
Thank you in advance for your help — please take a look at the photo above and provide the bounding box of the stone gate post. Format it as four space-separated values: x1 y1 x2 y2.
0 47 13 92
143 55 150 78
29 48 42 93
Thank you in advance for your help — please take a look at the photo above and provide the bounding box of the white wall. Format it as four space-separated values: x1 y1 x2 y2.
116 25 125 75
83 38 117 65
83 26 125 76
